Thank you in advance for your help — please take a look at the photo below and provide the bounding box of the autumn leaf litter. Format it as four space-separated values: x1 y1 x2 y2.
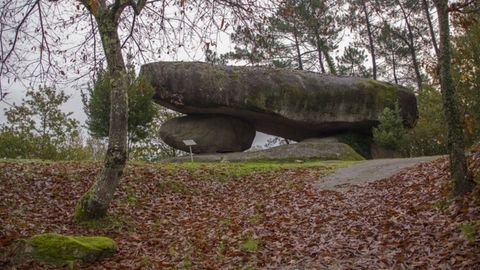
0 158 479 269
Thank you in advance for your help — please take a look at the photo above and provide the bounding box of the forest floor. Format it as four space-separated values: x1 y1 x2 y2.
1 157 480 269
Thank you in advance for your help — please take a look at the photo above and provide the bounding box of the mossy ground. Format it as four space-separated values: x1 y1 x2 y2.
240 238 260 252
457 221 479 243
15 233 117 267
157 159 354 180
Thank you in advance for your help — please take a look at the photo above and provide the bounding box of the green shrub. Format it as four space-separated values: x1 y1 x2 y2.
373 104 408 152
0 131 35 159
0 86 85 160
85 70 156 146
407 85 448 156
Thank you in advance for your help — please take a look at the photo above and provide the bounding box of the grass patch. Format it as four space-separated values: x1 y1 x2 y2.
160 160 353 182
434 197 453 211
249 214 264 224
123 187 137 205
77 215 136 232
240 238 260 252
457 222 479 242
220 217 233 227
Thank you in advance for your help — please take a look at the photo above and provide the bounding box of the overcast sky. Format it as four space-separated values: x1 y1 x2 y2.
0 9 273 147
2 1 355 148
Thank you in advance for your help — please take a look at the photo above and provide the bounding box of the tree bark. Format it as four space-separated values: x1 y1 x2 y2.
433 0 474 195
398 0 423 90
392 50 399 84
293 25 303 70
361 0 377 80
323 49 337 75
315 35 326 73
422 0 439 57
75 10 129 221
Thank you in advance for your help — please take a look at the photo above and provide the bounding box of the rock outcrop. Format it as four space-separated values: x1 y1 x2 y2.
163 138 365 162
140 62 418 142
13 233 117 267
159 114 255 153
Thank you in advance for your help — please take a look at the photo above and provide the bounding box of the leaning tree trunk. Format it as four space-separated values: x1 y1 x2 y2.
315 35 326 73
433 0 474 195
323 49 337 75
75 15 129 221
422 0 439 57
398 0 423 91
361 0 377 80
392 50 399 84
293 25 304 70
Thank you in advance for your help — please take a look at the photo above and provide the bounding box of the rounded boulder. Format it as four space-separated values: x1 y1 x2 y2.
159 115 255 154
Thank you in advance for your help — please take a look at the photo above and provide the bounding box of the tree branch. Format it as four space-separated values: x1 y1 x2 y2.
78 0 106 17
121 13 137 48
110 0 146 21
2 0 40 65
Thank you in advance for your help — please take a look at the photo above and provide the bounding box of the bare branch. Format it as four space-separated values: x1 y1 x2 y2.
2 0 40 65
121 13 137 48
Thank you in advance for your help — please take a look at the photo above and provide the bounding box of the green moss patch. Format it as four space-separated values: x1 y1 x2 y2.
457 222 479 243
15 233 117 267
356 79 399 111
74 190 93 222
240 238 260 252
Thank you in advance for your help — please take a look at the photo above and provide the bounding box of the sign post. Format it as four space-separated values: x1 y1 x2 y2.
182 140 197 162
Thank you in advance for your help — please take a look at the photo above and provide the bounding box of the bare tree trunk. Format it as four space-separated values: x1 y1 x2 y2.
75 15 129 221
398 1 423 90
361 0 377 80
433 0 474 195
315 35 326 73
422 0 439 57
323 49 337 75
293 26 303 70
392 50 399 84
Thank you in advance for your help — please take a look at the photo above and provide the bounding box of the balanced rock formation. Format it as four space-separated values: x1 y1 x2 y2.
159 114 255 153
140 62 418 142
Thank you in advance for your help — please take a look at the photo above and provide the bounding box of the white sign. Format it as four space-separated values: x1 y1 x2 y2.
183 139 196 162
183 139 197 146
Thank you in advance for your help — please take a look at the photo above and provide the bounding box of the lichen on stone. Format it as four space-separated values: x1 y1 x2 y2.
15 233 117 267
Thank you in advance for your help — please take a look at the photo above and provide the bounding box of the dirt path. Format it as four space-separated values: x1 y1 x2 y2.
317 156 443 190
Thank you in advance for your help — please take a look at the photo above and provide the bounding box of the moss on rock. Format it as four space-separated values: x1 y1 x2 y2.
337 144 366 161
336 133 374 159
357 79 399 107
15 233 117 267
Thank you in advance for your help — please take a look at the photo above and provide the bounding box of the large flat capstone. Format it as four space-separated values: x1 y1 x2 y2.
140 62 418 142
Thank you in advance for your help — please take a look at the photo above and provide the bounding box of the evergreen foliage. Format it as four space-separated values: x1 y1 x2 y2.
336 46 371 77
373 104 408 152
86 70 155 147
452 8 480 145
407 85 448 156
